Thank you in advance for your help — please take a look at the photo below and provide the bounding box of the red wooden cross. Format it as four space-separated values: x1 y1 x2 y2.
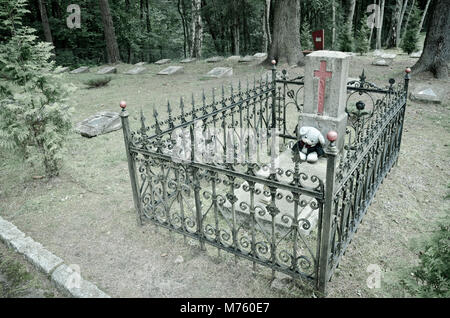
314 60 332 115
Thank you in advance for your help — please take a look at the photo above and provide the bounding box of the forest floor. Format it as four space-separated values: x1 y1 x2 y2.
0 50 449 298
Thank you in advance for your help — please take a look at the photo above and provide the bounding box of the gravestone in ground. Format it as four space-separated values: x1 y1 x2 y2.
372 50 384 56
97 66 117 74
180 58 196 63
134 62 147 66
253 53 267 59
372 58 391 66
70 66 89 74
205 67 233 78
54 67 69 74
227 56 241 62
300 50 350 151
410 87 442 104
239 55 254 63
124 66 146 75
206 56 225 63
155 59 171 65
75 112 122 137
410 51 422 58
157 66 184 75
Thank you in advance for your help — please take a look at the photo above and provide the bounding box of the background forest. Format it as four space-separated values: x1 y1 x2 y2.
1 0 433 67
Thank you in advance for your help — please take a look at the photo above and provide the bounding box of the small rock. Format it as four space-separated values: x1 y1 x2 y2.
174 255 184 264
270 277 291 291
161 253 168 257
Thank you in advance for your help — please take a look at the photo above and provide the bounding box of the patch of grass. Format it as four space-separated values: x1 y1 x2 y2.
0 252 33 297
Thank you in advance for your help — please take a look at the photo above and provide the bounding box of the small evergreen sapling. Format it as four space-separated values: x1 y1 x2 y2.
401 2 422 55
300 22 313 51
339 23 354 53
0 0 73 177
355 20 370 55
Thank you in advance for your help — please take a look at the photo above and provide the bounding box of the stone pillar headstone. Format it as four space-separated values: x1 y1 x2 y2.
300 50 349 151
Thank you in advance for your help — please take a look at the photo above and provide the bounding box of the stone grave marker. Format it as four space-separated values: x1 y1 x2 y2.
75 112 122 138
253 52 267 59
205 67 233 78
157 66 184 75
372 50 384 56
180 58 196 63
124 66 146 75
54 67 70 74
227 56 241 62
155 59 171 65
70 66 89 74
410 87 441 104
372 58 391 66
97 66 117 74
206 56 225 63
134 62 147 66
299 50 350 151
239 55 254 63
410 51 422 58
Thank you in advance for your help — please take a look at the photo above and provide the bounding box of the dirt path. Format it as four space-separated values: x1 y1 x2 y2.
0 52 448 297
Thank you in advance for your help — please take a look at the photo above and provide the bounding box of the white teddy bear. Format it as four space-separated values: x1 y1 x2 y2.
292 126 325 163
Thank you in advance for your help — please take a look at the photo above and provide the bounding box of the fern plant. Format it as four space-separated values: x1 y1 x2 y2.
0 0 73 177
83 76 112 89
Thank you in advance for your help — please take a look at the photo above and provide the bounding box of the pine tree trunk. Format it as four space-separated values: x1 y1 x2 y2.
401 0 415 41
412 0 450 79
232 0 240 56
37 0 53 45
267 0 303 66
417 0 431 36
99 0 120 63
396 0 408 47
190 0 203 58
264 0 271 52
385 0 402 48
346 0 356 33
376 0 385 50
368 0 376 48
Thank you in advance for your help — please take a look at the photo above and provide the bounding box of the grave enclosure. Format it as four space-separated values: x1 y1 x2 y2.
119 51 410 294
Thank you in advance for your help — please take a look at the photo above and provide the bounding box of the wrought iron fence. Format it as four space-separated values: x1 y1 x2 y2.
119 64 410 295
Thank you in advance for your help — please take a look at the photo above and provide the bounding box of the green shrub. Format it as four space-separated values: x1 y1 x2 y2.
401 2 422 54
339 23 354 52
83 76 112 89
355 19 370 55
0 0 73 177
300 21 314 51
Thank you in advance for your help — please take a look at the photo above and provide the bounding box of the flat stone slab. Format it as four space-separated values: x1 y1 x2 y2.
180 58 196 63
239 55 254 63
227 55 241 62
157 66 184 75
380 53 396 59
206 56 225 63
253 53 268 59
124 66 146 75
372 50 384 56
410 51 422 58
96 66 117 75
9 236 63 275
410 88 441 104
205 67 233 78
75 111 122 138
155 59 171 65
54 66 70 74
52 264 110 298
134 62 147 66
70 66 89 74
0 218 25 246
372 58 391 66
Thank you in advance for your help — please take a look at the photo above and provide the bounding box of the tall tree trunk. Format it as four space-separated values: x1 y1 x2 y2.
263 0 271 53
332 0 336 49
396 0 408 47
417 0 432 36
99 0 120 63
178 0 188 58
37 0 53 45
412 0 449 79
346 0 356 33
368 0 376 48
385 0 402 48
231 0 240 56
401 0 415 41
376 0 385 50
190 0 203 58
267 0 303 66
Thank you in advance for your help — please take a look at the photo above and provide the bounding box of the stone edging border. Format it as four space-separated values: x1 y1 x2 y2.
0 216 110 298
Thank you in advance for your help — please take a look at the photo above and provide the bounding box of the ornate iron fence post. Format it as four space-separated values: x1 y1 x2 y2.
395 68 411 166
271 59 277 129
120 101 144 226
318 130 339 294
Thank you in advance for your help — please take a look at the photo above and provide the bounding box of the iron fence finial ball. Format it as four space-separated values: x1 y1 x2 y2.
327 131 338 142
120 101 127 109
405 67 411 74
271 59 276 65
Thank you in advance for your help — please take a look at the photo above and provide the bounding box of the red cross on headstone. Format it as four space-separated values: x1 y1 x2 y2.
314 60 332 115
